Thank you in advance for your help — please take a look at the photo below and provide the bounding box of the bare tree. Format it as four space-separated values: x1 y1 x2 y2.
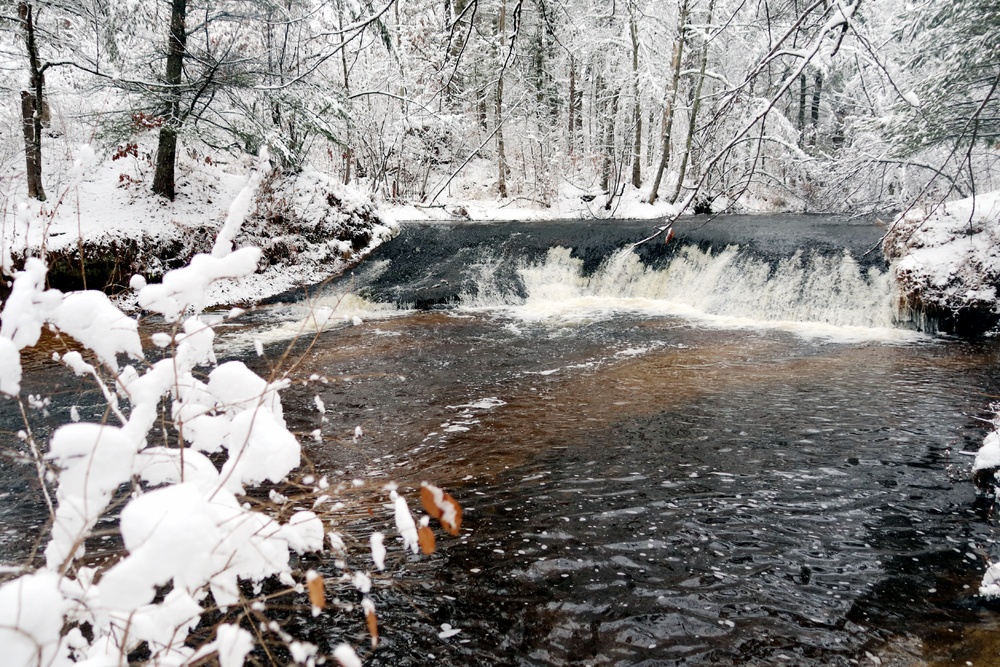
668 0 715 204
18 2 46 201
628 0 642 188
150 0 187 200
647 0 690 205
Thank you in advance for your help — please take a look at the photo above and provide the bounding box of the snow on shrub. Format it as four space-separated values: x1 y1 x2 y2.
977 407 1000 600
0 152 462 666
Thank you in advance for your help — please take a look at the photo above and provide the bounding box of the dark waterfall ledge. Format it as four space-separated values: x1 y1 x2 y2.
897 296 1000 339
891 270 1000 338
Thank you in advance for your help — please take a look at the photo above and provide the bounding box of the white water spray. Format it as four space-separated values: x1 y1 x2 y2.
461 244 908 335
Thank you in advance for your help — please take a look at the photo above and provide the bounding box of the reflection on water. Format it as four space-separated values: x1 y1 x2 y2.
271 309 1000 666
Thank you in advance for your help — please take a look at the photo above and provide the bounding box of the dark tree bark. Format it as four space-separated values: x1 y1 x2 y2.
798 73 807 142
629 6 642 188
495 0 508 199
338 0 352 184
648 0 690 205
809 71 823 146
151 0 188 200
568 55 576 155
669 0 715 205
600 83 620 195
19 2 45 201
603 88 621 209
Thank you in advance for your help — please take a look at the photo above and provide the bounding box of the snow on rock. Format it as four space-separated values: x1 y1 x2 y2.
977 410 1000 598
982 560 1000 599
974 431 1000 478
884 192 1000 336
201 168 398 307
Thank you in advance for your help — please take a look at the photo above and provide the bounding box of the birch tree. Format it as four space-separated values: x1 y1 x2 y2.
647 0 689 205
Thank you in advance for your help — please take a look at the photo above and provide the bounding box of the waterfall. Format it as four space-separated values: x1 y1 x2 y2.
458 243 903 331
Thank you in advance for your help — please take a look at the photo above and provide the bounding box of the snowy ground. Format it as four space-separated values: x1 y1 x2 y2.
1 144 397 310
381 182 682 224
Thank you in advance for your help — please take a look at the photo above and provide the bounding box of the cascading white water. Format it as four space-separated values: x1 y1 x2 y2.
461 244 905 332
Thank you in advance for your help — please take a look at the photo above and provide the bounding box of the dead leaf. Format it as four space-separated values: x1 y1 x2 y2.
439 493 463 536
421 483 463 536
307 573 325 610
418 524 436 554
420 484 442 520
365 606 379 648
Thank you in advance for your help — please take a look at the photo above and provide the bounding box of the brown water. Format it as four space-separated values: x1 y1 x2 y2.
3 218 1000 666
266 307 1000 667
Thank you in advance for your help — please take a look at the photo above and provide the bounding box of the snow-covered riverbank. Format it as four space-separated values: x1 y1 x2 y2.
1 146 397 310
884 192 1000 336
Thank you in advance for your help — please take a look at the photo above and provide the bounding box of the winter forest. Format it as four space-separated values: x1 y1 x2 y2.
1 0 997 214
3 0 1000 666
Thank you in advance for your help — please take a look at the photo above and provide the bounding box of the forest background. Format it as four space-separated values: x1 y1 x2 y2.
1 0 995 222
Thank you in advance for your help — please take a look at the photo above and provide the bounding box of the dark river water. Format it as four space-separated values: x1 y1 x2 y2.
3 216 1000 666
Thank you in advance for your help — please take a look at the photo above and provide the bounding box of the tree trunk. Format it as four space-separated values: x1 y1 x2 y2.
152 0 188 200
443 0 470 112
495 0 508 199
808 71 823 146
339 0 352 184
568 55 577 156
669 0 715 205
603 88 621 209
797 73 807 144
647 0 689 205
19 2 45 201
629 6 642 189
600 81 620 194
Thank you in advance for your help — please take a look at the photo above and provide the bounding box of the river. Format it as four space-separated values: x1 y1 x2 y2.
3 216 1000 665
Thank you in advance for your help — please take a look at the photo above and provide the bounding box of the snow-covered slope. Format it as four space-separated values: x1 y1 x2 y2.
1 144 397 310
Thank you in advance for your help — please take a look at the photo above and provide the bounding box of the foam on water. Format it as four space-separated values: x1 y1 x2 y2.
459 245 922 343
221 293 403 350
